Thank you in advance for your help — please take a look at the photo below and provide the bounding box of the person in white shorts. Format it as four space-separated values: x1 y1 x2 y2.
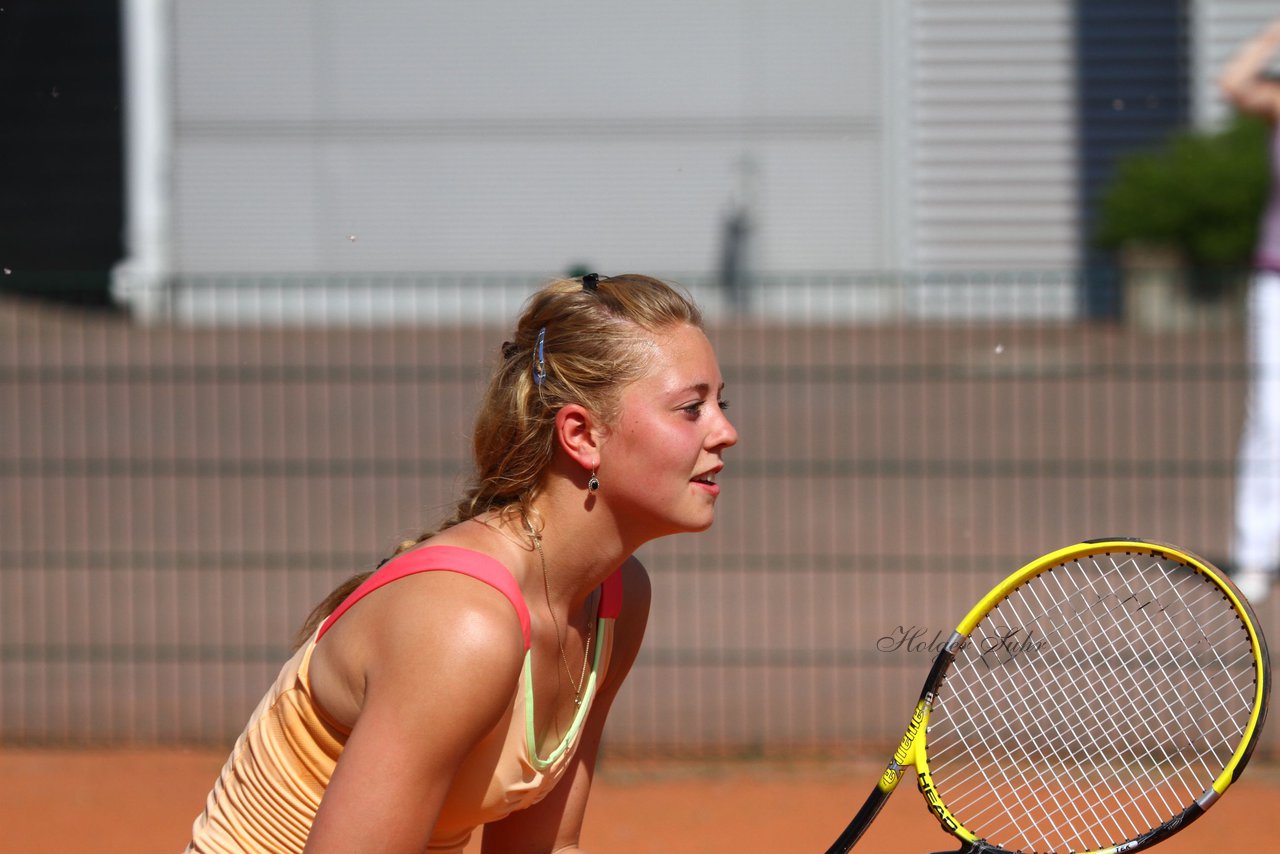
1221 17 1280 603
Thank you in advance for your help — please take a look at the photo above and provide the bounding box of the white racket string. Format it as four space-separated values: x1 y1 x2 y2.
1012 556 1243 845
934 564 1167 848
962 560 1157 839
936 560 1167 819
947 555 1254 850
1029 558 1224 841
923 551 1257 853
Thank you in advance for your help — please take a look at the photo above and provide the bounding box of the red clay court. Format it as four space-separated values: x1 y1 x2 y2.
4 748 1277 853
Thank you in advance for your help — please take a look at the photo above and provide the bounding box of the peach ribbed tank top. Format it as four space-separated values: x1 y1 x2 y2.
186 546 621 853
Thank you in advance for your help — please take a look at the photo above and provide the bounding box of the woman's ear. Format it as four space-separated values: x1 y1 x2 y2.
554 404 603 471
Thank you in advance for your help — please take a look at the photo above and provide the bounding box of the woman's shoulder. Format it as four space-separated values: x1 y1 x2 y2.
325 535 531 637
306 544 529 730
372 543 532 645
366 566 529 666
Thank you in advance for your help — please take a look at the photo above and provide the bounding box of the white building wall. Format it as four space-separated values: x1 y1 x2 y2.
168 0 890 282
1192 0 1278 128
907 0 1078 273
894 0 1079 319
118 0 1097 322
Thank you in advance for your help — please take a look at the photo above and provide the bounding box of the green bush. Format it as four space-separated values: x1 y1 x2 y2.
1097 113 1270 295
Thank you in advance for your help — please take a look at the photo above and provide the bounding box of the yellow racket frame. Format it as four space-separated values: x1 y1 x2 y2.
872 538 1270 854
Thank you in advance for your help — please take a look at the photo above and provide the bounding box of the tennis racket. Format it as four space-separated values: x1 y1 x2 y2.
825 538 1270 854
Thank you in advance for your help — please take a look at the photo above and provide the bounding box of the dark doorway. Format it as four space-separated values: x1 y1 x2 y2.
0 1 124 308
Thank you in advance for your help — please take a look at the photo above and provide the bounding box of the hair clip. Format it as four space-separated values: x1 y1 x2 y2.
582 273 599 292
501 341 519 360
533 327 547 385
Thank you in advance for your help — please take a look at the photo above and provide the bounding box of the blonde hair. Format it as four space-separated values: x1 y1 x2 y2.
294 274 702 646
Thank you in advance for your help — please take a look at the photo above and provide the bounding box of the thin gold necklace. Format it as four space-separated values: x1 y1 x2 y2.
527 521 594 708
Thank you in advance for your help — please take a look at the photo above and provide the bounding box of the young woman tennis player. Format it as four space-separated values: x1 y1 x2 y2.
1221 17 1280 604
185 274 738 853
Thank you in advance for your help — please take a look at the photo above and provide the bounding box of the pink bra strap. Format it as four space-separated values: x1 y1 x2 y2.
600 567 623 619
317 546 533 649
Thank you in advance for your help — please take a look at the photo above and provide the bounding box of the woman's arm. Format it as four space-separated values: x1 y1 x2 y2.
1220 18 1280 119
304 572 527 854
480 558 653 854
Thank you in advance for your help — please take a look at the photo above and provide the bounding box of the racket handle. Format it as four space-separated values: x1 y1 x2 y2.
824 785 891 853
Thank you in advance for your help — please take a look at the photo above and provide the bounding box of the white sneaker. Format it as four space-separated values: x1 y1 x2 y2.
1233 567 1275 604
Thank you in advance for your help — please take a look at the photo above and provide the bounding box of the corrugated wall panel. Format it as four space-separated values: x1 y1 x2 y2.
1193 0 1277 127
909 0 1078 272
